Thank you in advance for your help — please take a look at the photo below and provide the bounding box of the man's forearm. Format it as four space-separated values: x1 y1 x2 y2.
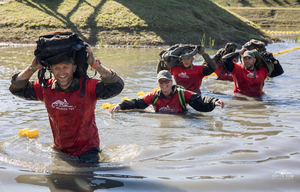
222 51 240 72
202 53 218 72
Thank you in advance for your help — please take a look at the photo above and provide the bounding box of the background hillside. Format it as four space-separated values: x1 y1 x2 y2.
214 0 300 7
0 0 288 47
214 0 300 28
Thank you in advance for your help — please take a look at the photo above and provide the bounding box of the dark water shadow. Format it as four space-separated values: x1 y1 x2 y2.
15 170 186 192
15 173 124 192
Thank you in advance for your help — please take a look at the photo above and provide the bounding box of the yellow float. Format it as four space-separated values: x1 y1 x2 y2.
102 103 112 109
27 129 39 138
121 97 130 101
18 128 30 136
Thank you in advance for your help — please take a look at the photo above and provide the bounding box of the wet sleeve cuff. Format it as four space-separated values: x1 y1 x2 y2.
101 70 119 84
11 73 30 89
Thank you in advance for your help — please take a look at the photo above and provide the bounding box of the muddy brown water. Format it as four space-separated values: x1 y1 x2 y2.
0 40 299 191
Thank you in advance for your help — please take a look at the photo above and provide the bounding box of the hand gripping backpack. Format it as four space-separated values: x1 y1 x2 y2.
34 31 88 96
250 49 274 78
242 39 276 77
157 44 199 72
211 42 237 79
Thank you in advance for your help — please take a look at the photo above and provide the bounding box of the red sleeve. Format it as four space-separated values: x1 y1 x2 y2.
33 81 44 101
231 63 242 76
142 91 157 105
183 90 194 103
215 66 221 74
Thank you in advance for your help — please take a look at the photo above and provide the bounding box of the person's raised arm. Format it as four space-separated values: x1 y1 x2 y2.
86 44 124 99
222 48 246 72
198 45 218 76
15 57 44 81
86 45 113 78
9 57 43 100
267 53 284 77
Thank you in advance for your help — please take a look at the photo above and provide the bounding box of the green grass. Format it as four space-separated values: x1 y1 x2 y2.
0 0 280 46
212 0 300 7
212 0 300 28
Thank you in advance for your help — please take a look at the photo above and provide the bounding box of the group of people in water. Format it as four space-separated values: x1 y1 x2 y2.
9 31 284 163
109 40 284 113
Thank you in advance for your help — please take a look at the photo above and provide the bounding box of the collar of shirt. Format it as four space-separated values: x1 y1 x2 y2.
156 85 177 99
182 64 193 69
51 78 80 93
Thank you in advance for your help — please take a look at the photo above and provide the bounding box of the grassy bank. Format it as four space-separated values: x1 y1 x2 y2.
214 0 300 28
213 0 300 7
0 0 281 47
226 7 300 28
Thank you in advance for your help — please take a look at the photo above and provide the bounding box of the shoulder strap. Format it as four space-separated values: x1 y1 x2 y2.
217 67 225 80
177 88 186 111
152 92 159 106
152 88 186 110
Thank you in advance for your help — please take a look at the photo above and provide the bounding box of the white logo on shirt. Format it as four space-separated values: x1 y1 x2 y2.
52 99 75 110
247 72 258 79
158 105 175 113
178 72 189 79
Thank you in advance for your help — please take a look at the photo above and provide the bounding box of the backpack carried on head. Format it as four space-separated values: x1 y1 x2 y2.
34 31 88 96
156 44 198 73
243 39 266 53
215 42 237 60
243 39 274 77
211 42 237 80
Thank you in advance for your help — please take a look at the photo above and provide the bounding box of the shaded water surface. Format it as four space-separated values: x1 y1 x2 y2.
0 41 299 191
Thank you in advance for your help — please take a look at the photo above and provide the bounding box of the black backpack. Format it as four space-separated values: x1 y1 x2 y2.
210 42 237 79
157 44 199 72
243 39 266 53
34 31 88 96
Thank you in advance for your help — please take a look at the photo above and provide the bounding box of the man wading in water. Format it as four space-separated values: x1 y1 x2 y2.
9 32 124 163
222 48 284 96
157 45 217 95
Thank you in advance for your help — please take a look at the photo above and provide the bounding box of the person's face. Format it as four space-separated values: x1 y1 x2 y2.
182 57 193 68
157 78 172 92
51 62 77 90
242 56 256 70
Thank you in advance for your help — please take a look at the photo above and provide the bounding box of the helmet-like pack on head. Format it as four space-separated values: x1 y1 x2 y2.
34 30 89 96
243 39 266 53
180 48 195 59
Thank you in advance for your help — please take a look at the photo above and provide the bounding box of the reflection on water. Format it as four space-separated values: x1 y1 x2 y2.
0 41 300 191
15 173 125 191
